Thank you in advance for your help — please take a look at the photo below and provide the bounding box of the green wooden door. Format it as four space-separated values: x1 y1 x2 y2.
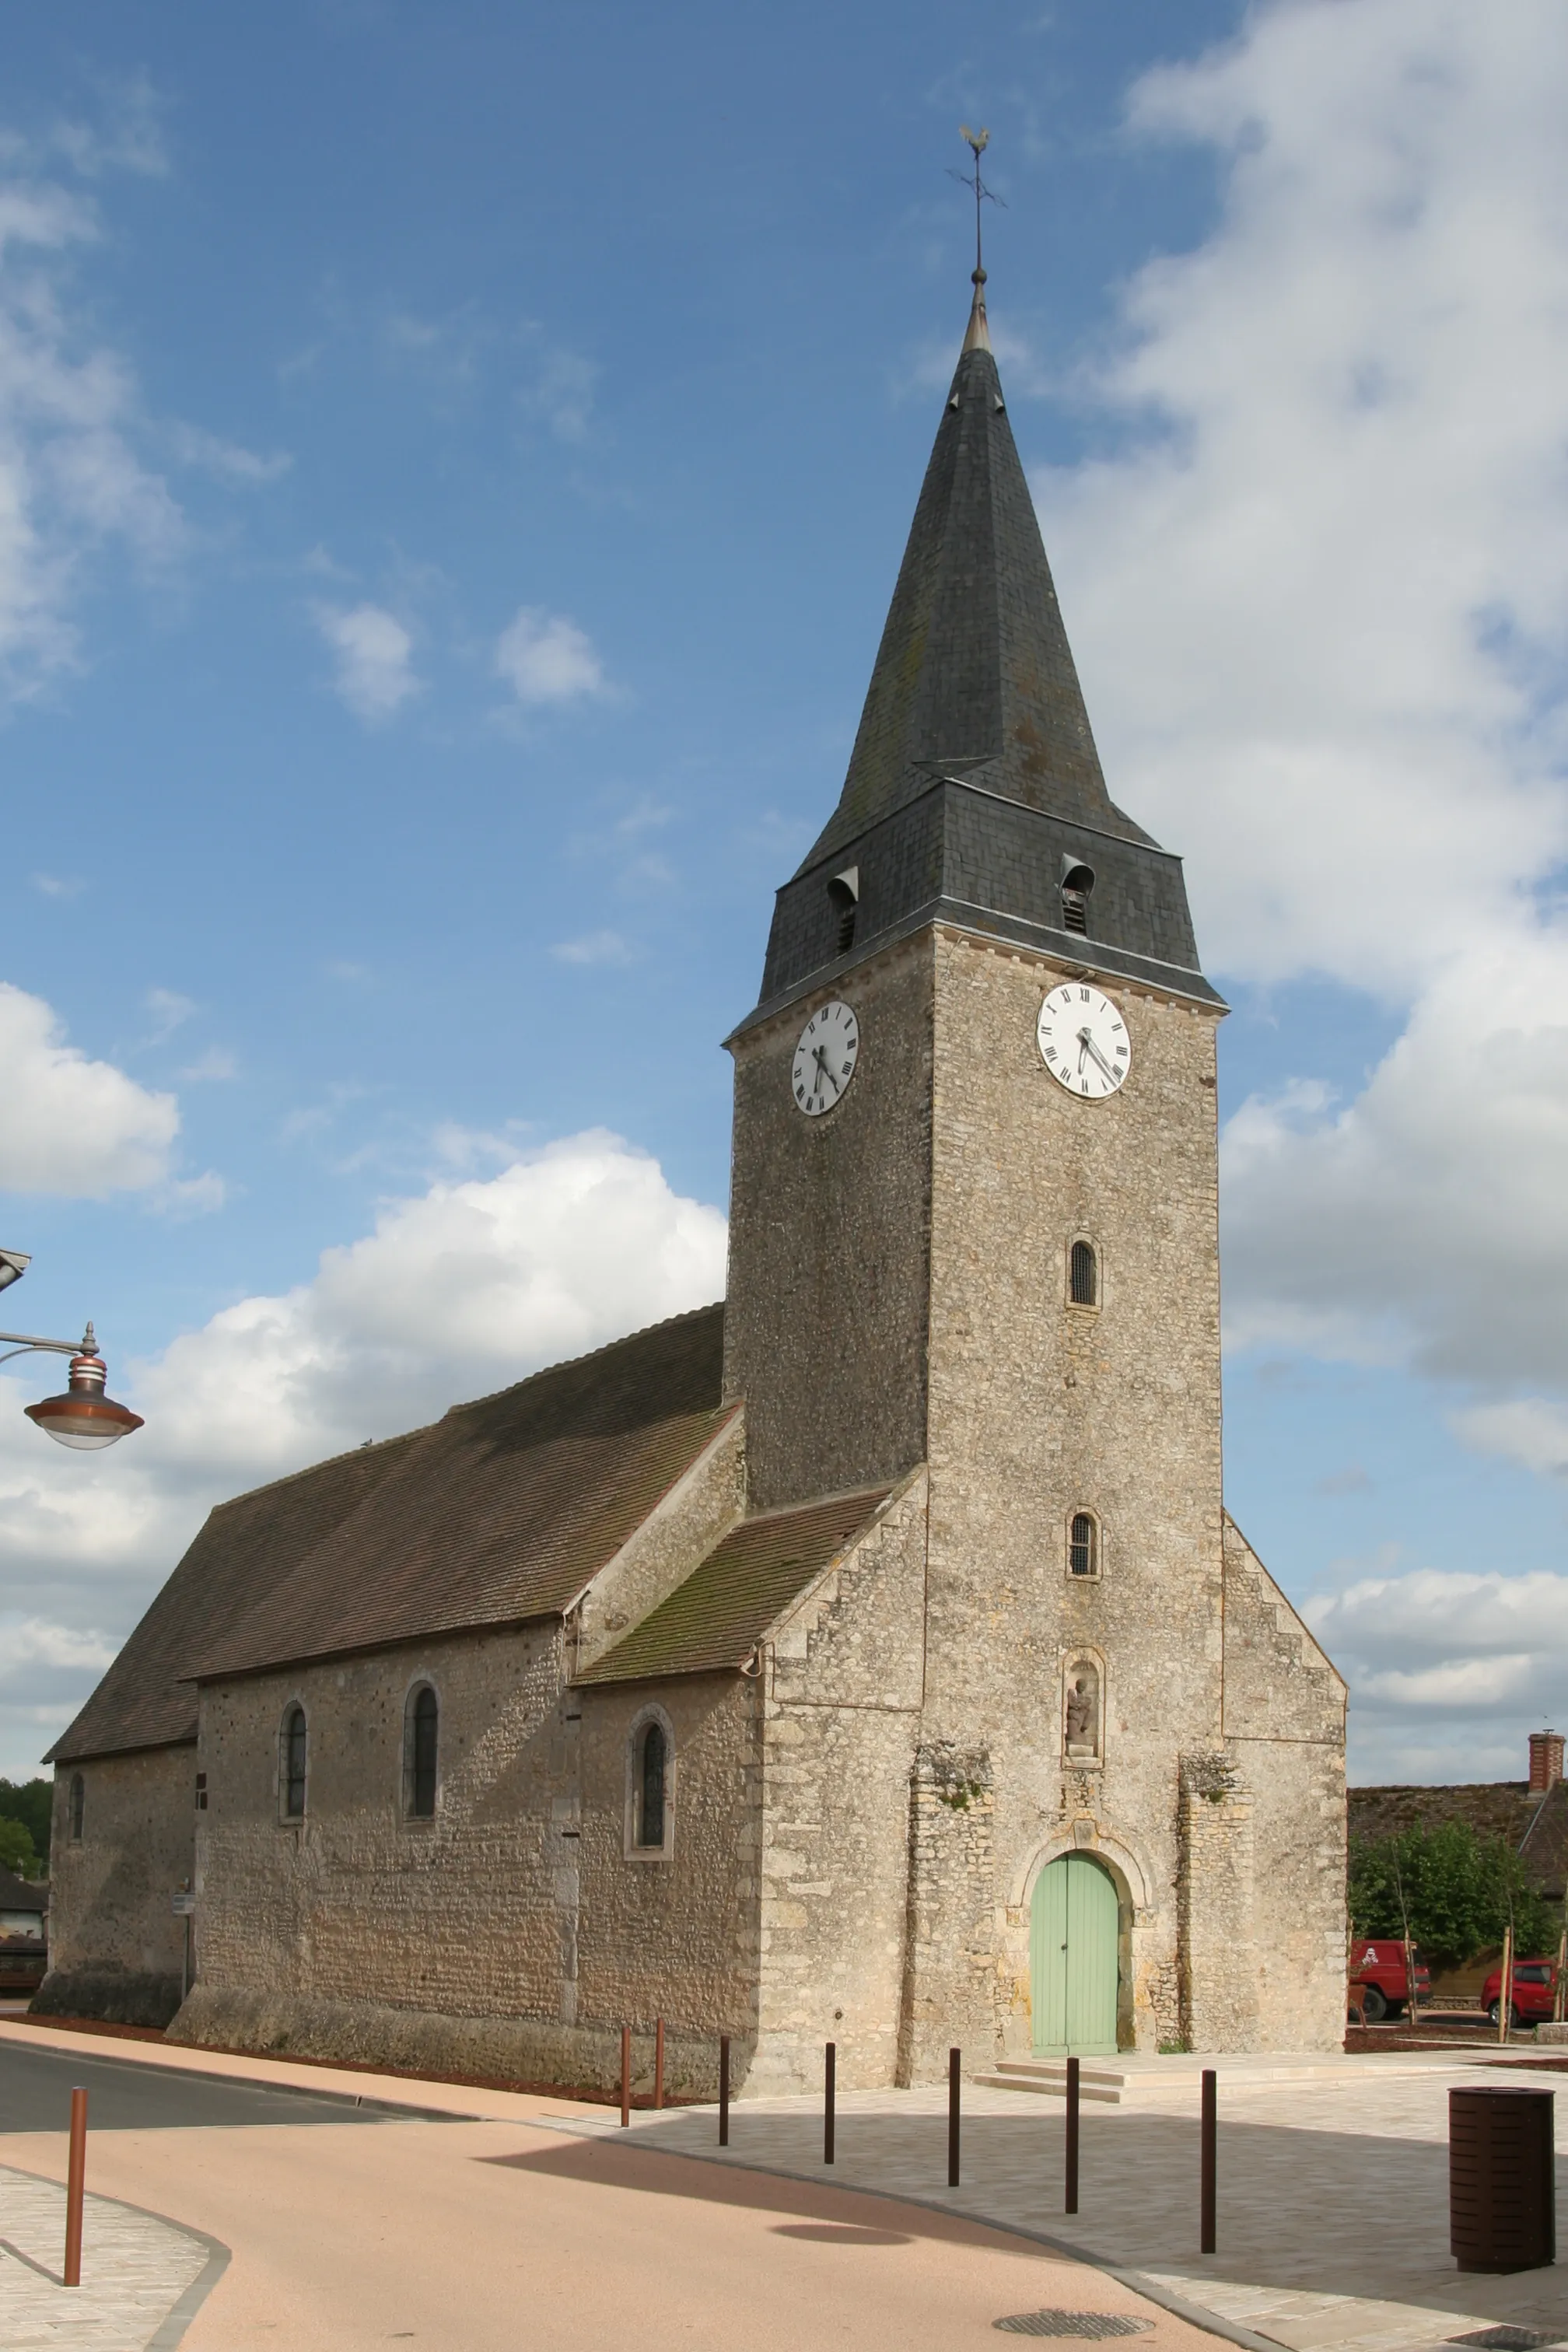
1030 1854 1119 2055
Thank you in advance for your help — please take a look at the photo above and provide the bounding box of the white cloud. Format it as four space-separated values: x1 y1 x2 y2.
1452 1398 1568 1480
176 1047 237 1083
143 987 194 1043
169 423 291 485
0 982 177 1195
1027 2 1568 1465
551 929 633 968
313 601 418 722
495 607 606 705
0 1132 726 1769
29 873 86 900
520 342 598 443
1305 1567 1568 1781
0 163 184 694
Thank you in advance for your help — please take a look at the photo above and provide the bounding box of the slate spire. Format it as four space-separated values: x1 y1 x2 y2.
740 271 1218 1028
801 275 1149 875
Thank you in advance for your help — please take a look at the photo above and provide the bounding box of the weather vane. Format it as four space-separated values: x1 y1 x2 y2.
952 125 1004 282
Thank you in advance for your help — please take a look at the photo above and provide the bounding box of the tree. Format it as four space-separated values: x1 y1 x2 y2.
0 1777 52 1871
1349 1819 1561 1974
0 1816 40 1878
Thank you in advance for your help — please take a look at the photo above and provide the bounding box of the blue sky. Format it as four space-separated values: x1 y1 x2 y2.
3 0 1567 1785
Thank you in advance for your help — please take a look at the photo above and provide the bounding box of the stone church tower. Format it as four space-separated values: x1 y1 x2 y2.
42 271 1346 2084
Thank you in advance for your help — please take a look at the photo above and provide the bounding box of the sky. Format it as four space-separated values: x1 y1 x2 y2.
0 0 1565 1787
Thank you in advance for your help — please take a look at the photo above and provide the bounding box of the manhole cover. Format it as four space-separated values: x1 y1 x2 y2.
995 2318 1154 2340
1450 2333 1566 2350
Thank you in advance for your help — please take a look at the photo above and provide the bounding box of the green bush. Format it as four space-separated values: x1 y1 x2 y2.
0 1777 51 1871
1349 1818 1561 1974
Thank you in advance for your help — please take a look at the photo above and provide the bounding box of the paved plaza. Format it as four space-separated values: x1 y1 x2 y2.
5 2023 1568 2351
559 2053 1568 2352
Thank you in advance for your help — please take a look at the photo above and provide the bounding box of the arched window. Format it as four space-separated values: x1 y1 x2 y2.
635 1720 667 1850
1069 1240 1098 1308
281 1704 308 1820
68 1772 84 1843
1069 1513 1099 1580
828 870 859 957
404 1684 439 1818
1061 859 1094 936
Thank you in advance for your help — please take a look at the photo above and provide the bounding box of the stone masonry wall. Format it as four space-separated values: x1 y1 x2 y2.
1221 1514 1347 2050
724 938 934 1510
37 1745 196 2026
922 928 1228 2054
171 1614 757 2096
749 1475 928 2093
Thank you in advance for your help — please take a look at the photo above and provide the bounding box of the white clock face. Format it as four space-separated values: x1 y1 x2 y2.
792 999 859 1116
1038 982 1131 1099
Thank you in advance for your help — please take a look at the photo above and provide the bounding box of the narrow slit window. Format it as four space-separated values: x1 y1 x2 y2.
405 1685 439 1818
636 1721 667 1849
1069 1513 1098 1579
68 1772 84 1842
195 1772 208 1813
1069 1240 1098 1307
282 1704 308 1819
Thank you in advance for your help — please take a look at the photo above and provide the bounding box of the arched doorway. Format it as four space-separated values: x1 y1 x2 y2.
1030 1853 1118 2054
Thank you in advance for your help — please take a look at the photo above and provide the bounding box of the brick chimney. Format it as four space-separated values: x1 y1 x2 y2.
1528 1729 1564 1793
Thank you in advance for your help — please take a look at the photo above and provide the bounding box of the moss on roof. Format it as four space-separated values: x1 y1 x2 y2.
577 1486 891 1686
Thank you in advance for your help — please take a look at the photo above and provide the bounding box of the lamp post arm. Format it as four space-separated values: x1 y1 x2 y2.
0 1328 93 1364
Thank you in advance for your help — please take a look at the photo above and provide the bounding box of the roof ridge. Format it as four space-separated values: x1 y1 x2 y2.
734 1481 894 1528
207 1421 429 1517
439 1299 725 1420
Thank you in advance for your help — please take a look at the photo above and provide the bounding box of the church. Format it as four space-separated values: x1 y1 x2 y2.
40 264 1348 2092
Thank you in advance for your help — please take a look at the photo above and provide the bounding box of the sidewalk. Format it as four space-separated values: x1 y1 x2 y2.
549 2056 1568 2352
0 2160 223 2352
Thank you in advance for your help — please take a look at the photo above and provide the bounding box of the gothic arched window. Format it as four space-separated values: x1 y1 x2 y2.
281 1704 308 1820
404 1684 439 1818
1069 1240 1098 1307
1069 1512 1099 1580
635 1720 667 1850
68 1772 85 1843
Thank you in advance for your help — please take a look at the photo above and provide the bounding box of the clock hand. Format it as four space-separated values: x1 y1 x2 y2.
1078 1028 1117 1083
813 1044 841 1099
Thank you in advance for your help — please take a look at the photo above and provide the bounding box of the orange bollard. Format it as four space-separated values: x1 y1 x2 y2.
63 2086 87 2287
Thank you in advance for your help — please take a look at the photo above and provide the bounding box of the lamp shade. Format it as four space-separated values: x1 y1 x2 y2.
25 1347 143 1451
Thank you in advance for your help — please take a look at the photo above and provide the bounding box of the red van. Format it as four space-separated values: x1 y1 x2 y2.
1482 1958 1559 2028
1350 1939 1430 2021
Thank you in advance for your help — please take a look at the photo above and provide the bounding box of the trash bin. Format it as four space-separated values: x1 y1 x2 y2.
1450 2086 1556 2273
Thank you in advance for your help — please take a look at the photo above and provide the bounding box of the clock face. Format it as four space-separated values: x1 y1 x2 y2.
792 999 859 1116
1038 983 1131 1099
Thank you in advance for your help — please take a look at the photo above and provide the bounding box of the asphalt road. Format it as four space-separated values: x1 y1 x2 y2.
0 2035 459 2133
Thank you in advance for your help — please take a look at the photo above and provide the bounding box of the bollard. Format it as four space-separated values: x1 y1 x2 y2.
948 2047 961 2188
719 2035 730 2147
655 2017 665 2111
620 2026 631 2128
824 2041 836 2166
63 2086 87 2287
1065 2055 1080 2216
1200 2068 1216 2254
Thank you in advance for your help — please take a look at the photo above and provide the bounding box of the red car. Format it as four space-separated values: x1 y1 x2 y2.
1350 1938 1430 2021
1482 1958 1559 2028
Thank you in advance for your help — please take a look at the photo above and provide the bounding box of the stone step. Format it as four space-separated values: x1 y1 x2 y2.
975 2052 1454 2108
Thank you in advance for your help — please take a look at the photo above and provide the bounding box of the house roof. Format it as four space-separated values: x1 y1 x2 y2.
576 1486 891 1686
51 1305 728 1762
47 1430 421 1763
1348 1782 1547 1853
0 1867 47 1915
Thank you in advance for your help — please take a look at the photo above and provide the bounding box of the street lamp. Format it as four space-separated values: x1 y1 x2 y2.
0 1251 143 1451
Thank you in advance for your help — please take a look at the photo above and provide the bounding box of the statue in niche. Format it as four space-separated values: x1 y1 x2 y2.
1064 1665 1100 1760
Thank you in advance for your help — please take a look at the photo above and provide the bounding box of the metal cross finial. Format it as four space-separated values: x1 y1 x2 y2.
953 125 1003 284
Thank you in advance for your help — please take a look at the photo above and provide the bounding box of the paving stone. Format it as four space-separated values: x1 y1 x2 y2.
0 2161 212 2351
